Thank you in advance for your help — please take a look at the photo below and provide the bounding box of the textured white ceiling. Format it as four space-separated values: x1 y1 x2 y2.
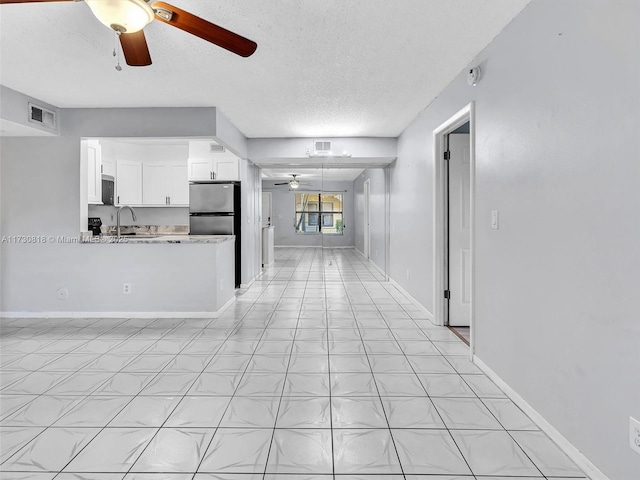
0 0 530 138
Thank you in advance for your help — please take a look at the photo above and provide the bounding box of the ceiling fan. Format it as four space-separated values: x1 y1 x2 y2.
0 0 257 66
273 175 311 189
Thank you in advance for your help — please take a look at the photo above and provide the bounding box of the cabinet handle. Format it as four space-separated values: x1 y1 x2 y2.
168 196 171 205
117 195 119 204
210 172 213 180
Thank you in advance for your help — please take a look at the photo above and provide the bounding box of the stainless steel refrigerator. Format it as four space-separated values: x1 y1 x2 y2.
189 181 241 287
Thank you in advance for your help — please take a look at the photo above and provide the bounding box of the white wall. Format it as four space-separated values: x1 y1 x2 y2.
0 85 59 136
263 179 354 247
248 137 396 164
353 168 387 272
390 1 639 478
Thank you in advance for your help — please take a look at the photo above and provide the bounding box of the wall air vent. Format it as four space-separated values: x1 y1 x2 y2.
28 103 56 129
210 143 225 153
314 140 332 155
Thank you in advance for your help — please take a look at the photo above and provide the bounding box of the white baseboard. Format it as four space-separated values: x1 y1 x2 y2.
215 295 236 315
274 245 355 249
387 277 435 322
0 297 237 320
472 355 608 480
354 247 387 278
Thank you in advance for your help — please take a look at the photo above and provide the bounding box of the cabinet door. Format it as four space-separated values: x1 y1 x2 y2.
102 157 115 177
188 158 213 181
143 162 169 205
116 160 142 205
214 158 239 181
168 161 189 206
87 140 102 204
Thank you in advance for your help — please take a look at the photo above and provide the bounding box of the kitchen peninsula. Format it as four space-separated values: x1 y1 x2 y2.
75 234 236 316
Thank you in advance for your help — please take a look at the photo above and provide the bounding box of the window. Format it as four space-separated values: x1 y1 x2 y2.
295 192 343 235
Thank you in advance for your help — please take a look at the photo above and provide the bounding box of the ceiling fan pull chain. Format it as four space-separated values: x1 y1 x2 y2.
114 31 122 72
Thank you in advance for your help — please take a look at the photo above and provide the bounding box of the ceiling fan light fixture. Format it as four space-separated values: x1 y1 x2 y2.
86 0 155 33
290 179 300 189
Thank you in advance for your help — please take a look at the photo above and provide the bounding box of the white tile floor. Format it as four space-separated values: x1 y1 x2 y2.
0 247 589 479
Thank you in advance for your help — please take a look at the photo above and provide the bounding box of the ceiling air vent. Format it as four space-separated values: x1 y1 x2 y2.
28 103 56 129
210 143 225 153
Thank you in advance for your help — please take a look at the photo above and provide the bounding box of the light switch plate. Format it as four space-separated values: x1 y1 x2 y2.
630 416 640 455
491 210 499 229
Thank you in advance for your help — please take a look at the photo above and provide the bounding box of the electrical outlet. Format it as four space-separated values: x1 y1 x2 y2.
630 416 640 455
122 283 132 295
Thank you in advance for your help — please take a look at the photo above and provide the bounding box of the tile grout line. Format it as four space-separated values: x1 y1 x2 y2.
337 253 407 480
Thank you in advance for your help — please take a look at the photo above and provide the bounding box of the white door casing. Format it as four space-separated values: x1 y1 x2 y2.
262 192 272 228
364 178 371 259
448 133 471 327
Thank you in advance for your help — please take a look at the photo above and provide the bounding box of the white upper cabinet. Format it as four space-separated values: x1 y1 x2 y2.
168 161 189 205
85 139 102 204
97 140 189 208
142 160 189 206
142 161 168 205
116 159 143 206
188 158 215 181
215 159 240 180
188 140 239 181
101 156 115 177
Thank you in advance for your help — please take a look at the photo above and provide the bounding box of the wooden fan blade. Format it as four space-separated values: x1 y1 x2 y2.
151 1 257 57
273 182 290 185
119 31 152 66
0 0 73 3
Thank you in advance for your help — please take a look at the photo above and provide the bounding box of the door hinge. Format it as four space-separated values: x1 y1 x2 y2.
444 290 450 299
444 151 451 160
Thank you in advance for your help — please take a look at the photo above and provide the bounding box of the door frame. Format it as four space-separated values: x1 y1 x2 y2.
433 102 475 354
363 178 371 259
261 191 272 227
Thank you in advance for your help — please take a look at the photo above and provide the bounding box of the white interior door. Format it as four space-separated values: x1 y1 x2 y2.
262 192 272 227
448 133 471 326
364 179 371 258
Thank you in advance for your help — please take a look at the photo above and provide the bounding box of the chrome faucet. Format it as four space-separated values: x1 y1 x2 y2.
116 205 137 238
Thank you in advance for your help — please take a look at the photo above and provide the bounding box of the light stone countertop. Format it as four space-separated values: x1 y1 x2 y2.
81 234 235 244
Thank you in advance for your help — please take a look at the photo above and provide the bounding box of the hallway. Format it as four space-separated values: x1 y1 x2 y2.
0 247 587 478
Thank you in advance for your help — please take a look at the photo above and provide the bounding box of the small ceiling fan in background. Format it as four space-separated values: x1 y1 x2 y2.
0 0 257 66
273 175 311 189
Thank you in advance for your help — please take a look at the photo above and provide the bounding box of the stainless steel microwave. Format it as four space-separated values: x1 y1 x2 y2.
101 174 114 205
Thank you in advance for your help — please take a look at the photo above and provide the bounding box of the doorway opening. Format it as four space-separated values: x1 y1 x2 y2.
433 103 475 353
